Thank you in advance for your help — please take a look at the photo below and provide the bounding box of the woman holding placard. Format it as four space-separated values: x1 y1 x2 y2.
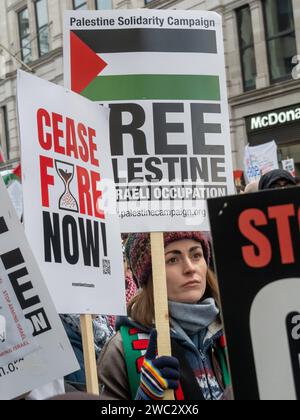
98 232 231 400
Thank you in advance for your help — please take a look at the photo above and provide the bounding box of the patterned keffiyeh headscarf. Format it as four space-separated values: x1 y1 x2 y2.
61 314 114 357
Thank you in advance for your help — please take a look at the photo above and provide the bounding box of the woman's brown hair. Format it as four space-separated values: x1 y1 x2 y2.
127 268 220 329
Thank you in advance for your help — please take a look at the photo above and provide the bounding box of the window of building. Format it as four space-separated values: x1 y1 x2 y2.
73 0 88 9
236 5 257 91
263 0 297 83
35 0 49 57
95 0 112 9
0 107 9 162
18 8 32 64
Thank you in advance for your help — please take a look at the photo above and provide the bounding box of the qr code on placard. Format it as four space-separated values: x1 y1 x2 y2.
103 259 111 275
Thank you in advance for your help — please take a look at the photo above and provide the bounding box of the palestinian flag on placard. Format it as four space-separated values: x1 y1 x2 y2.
3 163 22 186
70 27 220 102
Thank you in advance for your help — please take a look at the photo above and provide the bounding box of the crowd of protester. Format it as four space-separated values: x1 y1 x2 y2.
26 168 299 400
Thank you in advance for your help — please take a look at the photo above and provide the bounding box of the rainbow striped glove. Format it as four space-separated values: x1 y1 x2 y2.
135 330 180 400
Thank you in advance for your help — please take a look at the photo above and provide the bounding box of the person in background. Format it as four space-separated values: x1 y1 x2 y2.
258 169 297 190
107 234 138 328
61 242 138 387
61 314 113 391
98 232 231 401
107 261 138 329
243 181 259 194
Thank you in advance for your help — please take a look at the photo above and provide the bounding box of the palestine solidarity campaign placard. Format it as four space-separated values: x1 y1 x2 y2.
64 10 234 233
17 71 125 315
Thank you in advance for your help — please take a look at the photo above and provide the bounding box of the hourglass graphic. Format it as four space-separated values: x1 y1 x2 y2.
55 160 79 213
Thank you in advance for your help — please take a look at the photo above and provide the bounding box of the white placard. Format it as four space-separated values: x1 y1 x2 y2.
18 70 126 315
7 180 23 221
282 158 296 177
244 140 279 183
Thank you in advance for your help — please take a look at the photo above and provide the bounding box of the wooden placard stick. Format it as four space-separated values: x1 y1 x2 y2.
150 232 175 401
80 314 99 396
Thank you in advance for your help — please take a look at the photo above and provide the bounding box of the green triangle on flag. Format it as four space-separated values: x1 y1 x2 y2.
2 163 21 186
3 173 20 186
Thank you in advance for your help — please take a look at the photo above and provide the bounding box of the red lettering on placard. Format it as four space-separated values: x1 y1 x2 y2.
76 167 105 219
77 166 93 217
78 123 89 163
268 204 295 264
37 109 52 151
40 155 54 208
238 209 272 268
65 118 79 160
52 113 65 155
91 171 105 220
88 128 99 167
36 109 99 167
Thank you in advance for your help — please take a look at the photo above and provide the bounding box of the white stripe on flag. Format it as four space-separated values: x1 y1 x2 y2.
98 52 220 77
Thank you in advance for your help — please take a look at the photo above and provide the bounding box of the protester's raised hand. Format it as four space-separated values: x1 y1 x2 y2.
135 329 180 400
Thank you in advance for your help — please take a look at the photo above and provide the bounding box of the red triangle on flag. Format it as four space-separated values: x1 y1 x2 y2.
70 32 107 94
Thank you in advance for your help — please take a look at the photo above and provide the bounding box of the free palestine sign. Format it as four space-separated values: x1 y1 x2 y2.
64 10 234 233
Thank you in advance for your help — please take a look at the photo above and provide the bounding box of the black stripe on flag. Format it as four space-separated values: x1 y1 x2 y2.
72 28 217 54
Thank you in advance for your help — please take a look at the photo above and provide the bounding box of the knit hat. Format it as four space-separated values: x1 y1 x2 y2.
125 232 210 287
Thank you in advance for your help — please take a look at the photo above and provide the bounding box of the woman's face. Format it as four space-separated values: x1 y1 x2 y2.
165 239 207 304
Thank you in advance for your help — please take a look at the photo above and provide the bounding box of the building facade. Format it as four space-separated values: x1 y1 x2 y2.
1 0 300 180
